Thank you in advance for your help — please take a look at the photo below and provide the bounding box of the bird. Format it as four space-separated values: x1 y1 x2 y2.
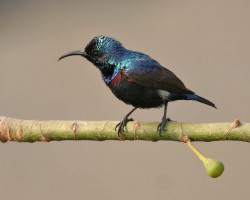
59 35 216 138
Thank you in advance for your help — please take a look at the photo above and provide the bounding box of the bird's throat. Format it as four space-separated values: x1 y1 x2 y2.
100 65 117 84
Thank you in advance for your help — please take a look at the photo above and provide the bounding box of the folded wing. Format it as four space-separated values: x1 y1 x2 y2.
124 58 194 94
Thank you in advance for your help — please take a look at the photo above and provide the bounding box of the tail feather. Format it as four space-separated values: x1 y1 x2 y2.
185 94 217 109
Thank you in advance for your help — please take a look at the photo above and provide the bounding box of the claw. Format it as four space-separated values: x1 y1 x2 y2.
115 118 134 136
115 108 137 139
115 122 121 131
157 118 168 136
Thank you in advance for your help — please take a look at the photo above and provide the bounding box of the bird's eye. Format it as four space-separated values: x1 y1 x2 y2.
92 50 100 56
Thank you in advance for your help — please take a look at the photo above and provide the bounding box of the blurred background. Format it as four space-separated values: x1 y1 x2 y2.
0 0 250 199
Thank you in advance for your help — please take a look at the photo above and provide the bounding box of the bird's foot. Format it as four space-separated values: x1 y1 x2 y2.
115 118 134 138
157 118 171 136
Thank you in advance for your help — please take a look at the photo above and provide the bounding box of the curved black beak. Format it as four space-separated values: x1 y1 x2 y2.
58 50 86 61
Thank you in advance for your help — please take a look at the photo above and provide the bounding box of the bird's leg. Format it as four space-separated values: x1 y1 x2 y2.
157 101 168 136
115 107 137 138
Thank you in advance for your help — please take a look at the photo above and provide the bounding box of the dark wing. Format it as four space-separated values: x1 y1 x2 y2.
124 58 193 93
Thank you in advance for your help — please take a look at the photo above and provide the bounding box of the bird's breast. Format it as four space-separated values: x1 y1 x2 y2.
107 71 165 108
109 70 127 87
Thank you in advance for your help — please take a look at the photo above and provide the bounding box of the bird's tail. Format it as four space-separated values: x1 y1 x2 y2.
184 93 217 109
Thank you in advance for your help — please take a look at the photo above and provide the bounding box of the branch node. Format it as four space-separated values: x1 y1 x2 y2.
16 124 23 142
231 119 241 129
133 121 141 140
71 122 78 139
118 133 125 141
181 135 190 143
41 134 49 142
0 116 13 142
39 124 49 142
224 119 241 139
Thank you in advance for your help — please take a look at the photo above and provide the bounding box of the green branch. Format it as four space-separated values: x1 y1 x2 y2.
1 116 246 178
0 116 247 143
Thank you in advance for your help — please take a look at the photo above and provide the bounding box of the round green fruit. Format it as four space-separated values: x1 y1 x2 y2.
203 158 224 178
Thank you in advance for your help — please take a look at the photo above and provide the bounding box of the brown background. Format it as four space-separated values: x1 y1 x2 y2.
1 0 250 199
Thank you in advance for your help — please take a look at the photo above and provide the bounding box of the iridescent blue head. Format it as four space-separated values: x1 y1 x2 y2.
58 36 124 68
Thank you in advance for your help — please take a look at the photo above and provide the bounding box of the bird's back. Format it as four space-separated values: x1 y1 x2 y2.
121 50 193 94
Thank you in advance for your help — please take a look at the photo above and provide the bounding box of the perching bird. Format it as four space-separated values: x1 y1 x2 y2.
59 36 216 137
